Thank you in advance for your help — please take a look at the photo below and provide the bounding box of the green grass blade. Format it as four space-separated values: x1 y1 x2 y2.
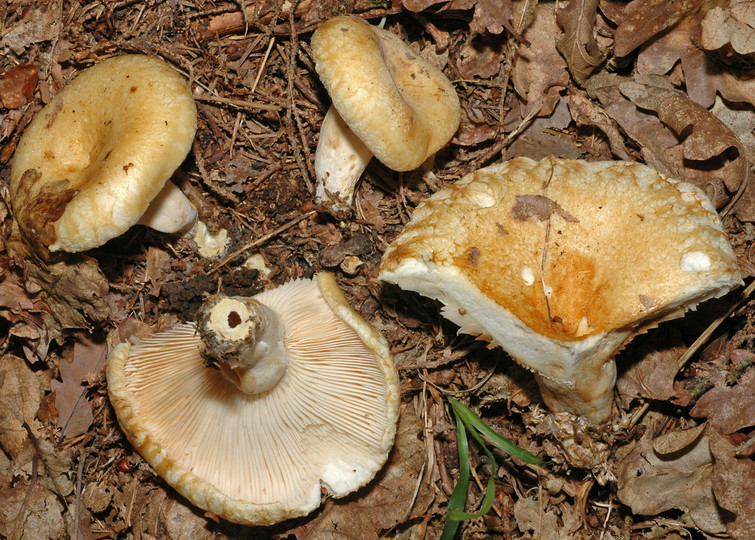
440 413 471 540
449 397 548 466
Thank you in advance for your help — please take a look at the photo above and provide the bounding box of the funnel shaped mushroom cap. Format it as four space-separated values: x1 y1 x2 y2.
106 273 399 525
379 158 741 424
10 54 197 253
311 15 460 173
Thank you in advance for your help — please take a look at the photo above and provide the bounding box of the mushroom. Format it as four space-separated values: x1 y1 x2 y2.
106 272 400 525
310 15 461 211
379 157 742 466
10 54 198 254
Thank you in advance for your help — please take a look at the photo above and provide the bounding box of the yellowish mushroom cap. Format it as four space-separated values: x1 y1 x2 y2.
379 157 742 425
312 15 460 171
106 273 400 525
10 55 197 253
311 16 460 208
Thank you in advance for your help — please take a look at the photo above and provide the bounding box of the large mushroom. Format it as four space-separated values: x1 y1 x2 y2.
379 157 742 466
10 54 198 255
310 15 461 212
106 273 400 525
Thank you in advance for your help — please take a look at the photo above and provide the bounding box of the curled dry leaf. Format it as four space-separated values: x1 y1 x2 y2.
616 424 727 535
690 367 755 434
616 342 686 406
591 74 754 220
24 254 111 330
512 4 569 116
700 1 755 55
612 0 702 58
449 0 517 36
563 89 632 160
709 429 755 540
555 0 605 84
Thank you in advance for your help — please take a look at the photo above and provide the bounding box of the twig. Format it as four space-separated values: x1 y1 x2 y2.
194 94 281 112
206 210 316 274
284 2 314 194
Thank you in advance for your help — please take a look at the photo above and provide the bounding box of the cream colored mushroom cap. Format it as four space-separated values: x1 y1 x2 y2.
106 273 399 526
311 15 460 171
10 54 197 252
379 157 741 399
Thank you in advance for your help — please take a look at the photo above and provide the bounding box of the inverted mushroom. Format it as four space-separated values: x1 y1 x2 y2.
311 15 461 211
379 157 741 465
107 273 400 525
10 54 198 254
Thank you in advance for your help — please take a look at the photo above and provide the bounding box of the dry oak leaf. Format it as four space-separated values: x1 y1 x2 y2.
636 10 755 109
612 0 703 58
448 0 517 36
0 482 66 540
616 343 686 406
709 428 755 540
701 1 755 55
512 4 569 116
284 403 432 539
690 367 755 434
514 494 582 539
556 0 605 84
24 253 111 331
618 76 754 221
616 423 727 535
0 354 43 459
51 335 106 440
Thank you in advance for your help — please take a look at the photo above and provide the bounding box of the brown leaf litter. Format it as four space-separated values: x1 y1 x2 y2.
0 0 754 539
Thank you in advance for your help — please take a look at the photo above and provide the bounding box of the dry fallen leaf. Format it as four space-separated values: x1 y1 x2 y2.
555 0 605 83
0 64 39 109
512 4 569 116
709 428 755 540
51 335 106 440
616 424 727 535
514 494 582 539
612 0 702 58
0 482 67 540
635 6 755 109
616 339 686 406
449 0 517 36
0 354 42 460
690 367 755 434
700 1 755 55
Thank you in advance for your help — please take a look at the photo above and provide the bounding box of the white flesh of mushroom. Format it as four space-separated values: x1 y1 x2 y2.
137 180 198 234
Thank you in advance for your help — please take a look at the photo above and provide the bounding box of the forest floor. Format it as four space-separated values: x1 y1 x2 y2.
0 0 754 539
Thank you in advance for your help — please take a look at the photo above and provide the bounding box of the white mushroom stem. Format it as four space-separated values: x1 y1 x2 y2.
314 106 373 210
137 180 198 234
198 296 287 394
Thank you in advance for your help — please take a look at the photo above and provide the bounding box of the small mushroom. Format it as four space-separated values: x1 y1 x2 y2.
10 55 198 254
379 157 742 466
311 15 461 211
106 273 399 525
